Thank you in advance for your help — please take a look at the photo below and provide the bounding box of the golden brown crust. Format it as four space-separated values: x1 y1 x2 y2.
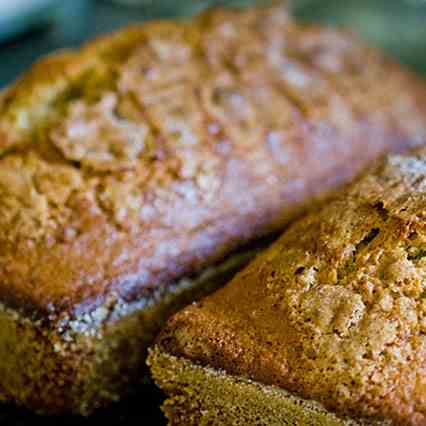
1 4 426 321
0 26 152 154
1 2 426 414
157 148 426 425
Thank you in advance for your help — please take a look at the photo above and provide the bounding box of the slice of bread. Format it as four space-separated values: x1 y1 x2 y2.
148 348 384 425
151 148 426 425
1 2 426 414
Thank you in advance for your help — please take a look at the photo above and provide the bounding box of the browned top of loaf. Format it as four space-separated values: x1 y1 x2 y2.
0 4 426 321
158 148 426 425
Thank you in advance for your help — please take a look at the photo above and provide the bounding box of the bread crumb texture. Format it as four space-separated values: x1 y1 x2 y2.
156 149 426 426
148 348 375 425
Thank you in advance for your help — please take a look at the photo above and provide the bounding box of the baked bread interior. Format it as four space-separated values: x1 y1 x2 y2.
150 148 426 425
1 2 426 415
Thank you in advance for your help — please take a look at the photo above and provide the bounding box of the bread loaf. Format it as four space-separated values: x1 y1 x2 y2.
1 3 426 414
150 148 426 425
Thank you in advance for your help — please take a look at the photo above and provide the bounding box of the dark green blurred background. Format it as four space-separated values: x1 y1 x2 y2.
0 0 425 89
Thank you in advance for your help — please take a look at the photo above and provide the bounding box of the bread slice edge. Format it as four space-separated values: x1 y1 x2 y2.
148 346 391 426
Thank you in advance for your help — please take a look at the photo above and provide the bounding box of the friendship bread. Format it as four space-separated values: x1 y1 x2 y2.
1 3 426 415
150 147 426 426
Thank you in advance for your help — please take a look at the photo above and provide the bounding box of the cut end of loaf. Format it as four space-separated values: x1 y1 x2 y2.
147 347 388 426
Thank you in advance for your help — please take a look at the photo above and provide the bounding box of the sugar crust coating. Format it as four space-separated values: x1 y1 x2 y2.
1 2 426 414
156 148 426 426
1 4 426 318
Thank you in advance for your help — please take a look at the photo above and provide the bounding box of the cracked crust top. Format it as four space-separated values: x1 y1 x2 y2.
0 4 426 323
157 148 426 426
